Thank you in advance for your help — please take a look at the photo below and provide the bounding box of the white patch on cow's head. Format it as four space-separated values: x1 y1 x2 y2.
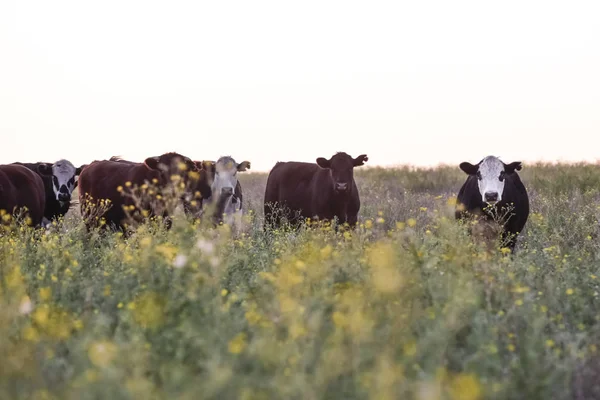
51 159 78 204
212 156 238 200
460 156 523 205
207 156 250 216
475 156 506 204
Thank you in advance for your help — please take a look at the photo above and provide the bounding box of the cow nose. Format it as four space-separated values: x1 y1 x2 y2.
58 193 70 201
221 187 234 196
335 182 348 191
484 191 499 203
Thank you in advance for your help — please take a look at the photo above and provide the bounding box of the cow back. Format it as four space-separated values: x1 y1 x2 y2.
78 160 162 228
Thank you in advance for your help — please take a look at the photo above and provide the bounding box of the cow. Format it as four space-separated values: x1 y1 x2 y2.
78 152 212 232
0 164 46 227
455 155 530 253
198 156 250 229
13 159 84 226
263 152 368 230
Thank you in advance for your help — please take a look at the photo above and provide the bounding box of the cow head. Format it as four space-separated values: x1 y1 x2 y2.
143 152 211 207
316 152 368 193
143 152 198 179
460 156 522 205
38 159 84 204
201 156 250 200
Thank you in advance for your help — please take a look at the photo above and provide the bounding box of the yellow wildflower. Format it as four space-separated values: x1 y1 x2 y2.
39 287 52 301
132 292 166 330
228 333 247 354
368 242 403 293
449 373 481 400
88 340 118 367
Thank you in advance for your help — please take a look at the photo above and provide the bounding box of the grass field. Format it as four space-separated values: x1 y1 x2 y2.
2 163 600 399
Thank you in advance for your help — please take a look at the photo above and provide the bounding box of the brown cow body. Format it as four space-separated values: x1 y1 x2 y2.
0 164 46 226
78 152 211 231
264 152 368 229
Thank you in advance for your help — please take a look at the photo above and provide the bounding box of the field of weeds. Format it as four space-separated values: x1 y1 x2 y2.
2 163 600 399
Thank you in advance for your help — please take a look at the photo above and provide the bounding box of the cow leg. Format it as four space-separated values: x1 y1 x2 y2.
41 217 51 229
501 231 518 253
347 214 358 229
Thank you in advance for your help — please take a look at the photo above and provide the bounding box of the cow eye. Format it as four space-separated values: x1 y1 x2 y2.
53 176 59 186
499 171 505 182
476 171 482 180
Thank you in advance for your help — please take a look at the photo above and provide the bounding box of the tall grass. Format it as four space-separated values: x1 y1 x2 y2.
1 162 600 399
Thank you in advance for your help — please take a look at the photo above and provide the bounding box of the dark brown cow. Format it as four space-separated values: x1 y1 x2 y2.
0 164 46 227
78 152 212 231
264 152 368 229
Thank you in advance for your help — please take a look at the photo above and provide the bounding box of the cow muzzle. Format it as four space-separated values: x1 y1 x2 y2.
58 193 71 202
335 182 348 192
221 187 234 197
484 191 499 204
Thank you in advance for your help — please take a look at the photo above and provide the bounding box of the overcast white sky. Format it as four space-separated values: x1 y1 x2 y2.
1 1 599 171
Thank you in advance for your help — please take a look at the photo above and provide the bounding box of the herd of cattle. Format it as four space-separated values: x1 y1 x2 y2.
0 152 530 251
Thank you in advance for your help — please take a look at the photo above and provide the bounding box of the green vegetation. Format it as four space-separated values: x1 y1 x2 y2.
1 162 600 399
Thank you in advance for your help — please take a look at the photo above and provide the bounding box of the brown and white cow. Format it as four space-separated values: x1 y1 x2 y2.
263 152 368 229
78 152 212 231
0 164 46 227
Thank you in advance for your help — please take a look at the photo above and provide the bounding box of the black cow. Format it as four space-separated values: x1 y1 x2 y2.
264 152 368 229
0 164 46 227
13 159 84 226
455 155 529 252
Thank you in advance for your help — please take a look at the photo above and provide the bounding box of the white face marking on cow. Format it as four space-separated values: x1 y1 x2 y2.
206 156 250 216
51 159 78 204
476 156 506 204
213 157 238 194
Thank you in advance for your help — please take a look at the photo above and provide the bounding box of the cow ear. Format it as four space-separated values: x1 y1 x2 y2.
144 157 161 170
316 157 331 169
505 161 522 173
237 161 251 172
37 163 53 176
76 165 86 175
183 157 197 171
459 162 478 175
201 160 215 172
353 154 368 167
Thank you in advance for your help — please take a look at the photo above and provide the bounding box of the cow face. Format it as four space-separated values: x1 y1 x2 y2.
460 156 522 204
316 152 368 193
143 152 198 179
202 156 250 200
38 159 83 204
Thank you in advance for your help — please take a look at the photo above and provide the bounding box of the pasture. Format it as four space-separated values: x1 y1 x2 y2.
2 163 600 399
